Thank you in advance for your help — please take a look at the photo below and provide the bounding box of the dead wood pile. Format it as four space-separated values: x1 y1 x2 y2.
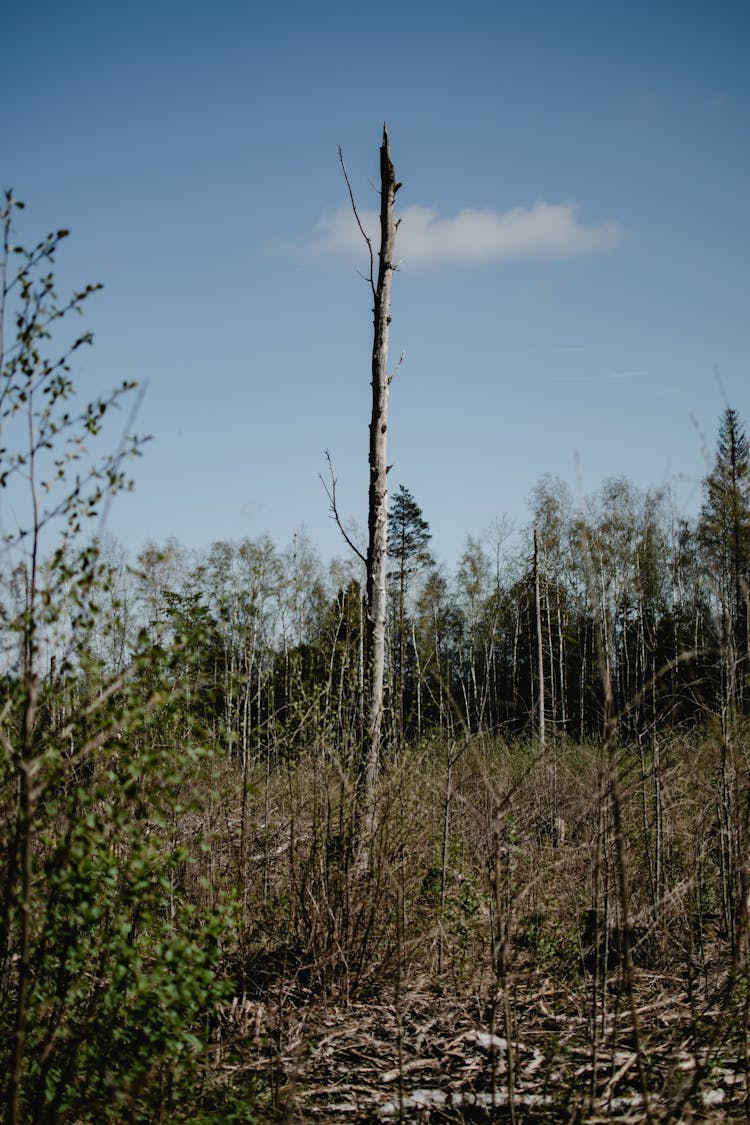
214 961 748 1122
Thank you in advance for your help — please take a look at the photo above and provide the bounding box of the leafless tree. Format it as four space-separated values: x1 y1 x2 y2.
339 126 401 814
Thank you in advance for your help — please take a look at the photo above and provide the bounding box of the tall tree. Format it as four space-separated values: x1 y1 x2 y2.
365 127 399 799
388 485 432 580
340 126 400 806
387 485 432 737
699 406 750 716
533 529 546 750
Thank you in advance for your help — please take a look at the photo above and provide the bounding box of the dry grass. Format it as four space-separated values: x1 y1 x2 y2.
183 728 749 1120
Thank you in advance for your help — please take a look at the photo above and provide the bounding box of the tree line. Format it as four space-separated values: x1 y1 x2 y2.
4 406 746 765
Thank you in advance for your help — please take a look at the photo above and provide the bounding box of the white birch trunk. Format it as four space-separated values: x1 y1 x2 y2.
534 529 546 750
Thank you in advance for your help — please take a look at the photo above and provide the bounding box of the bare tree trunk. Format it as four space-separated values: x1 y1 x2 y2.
412 618 423 740
534 529 546 751
512 604 520 723
545 577 556 729
363 125 399 803
557 601 567 730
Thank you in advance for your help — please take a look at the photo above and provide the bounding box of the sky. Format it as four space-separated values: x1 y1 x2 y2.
3 0 749 572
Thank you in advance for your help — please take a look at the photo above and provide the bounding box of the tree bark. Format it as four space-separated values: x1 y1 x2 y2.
534 529 546 750
363 125 399 801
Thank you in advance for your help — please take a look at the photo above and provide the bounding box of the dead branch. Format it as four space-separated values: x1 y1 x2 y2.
320 449 366 565
339 147 375 297
387 352 404 386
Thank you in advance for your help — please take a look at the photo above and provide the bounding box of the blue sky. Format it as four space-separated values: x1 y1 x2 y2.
3 0 749 568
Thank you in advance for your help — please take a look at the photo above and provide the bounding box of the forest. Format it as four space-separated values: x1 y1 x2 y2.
1 188 749 1123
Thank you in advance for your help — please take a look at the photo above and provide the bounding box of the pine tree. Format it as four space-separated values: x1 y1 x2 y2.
388 486 432 582
699 407 750 713
387 485 432 737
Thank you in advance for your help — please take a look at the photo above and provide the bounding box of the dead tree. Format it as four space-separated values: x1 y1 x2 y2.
338 126 400 814
364 127 399 800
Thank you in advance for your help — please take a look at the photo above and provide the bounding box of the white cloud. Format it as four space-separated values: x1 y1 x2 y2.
311 201 623 267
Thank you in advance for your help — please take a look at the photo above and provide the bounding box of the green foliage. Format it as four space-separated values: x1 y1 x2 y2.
700 406 750 588
18 782 231 1122
513 906 578 971
419 836 487 968
387 484 432 578
0 195 243 1122
699 407 750 671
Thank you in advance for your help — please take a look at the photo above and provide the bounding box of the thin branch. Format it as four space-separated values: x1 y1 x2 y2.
387 352 405 387
339 147 375 297
320 450 366 565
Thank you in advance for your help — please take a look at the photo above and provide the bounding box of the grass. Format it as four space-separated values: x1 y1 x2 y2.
183 726 749 1120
